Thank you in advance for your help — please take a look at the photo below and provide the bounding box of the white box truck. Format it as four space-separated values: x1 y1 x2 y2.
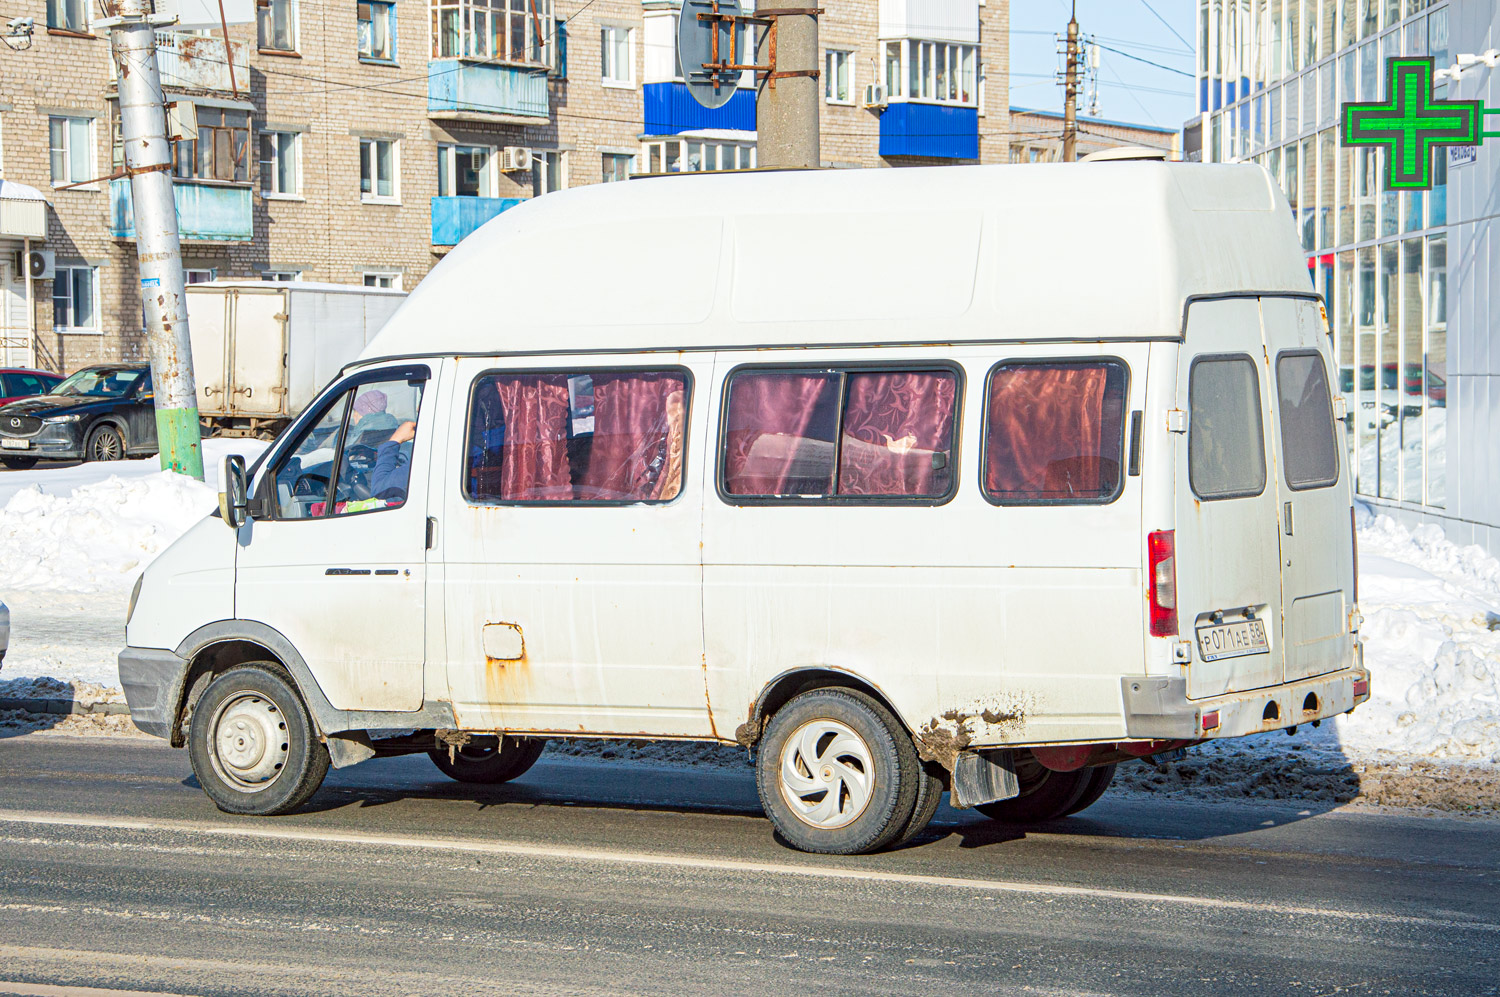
185 282 406 437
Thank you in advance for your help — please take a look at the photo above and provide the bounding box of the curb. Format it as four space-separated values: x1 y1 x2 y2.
0 697 131 717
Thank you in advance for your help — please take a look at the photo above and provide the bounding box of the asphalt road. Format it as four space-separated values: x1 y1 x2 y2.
0 734 1496 997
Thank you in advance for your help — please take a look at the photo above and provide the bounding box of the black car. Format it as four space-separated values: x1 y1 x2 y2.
0 364 157 469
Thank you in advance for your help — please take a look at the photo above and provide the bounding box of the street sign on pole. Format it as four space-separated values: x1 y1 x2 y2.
679 0 742 110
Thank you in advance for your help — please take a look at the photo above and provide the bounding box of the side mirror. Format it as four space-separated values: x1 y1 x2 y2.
219 454 249 528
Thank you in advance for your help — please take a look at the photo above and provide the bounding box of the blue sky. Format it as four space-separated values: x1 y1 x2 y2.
1008 0 1195 131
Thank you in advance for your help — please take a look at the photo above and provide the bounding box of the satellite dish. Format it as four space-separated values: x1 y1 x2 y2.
678 0 742 110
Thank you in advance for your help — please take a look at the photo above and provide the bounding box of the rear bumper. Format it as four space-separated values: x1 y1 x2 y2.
118 645 189 739
1122 645 1370 741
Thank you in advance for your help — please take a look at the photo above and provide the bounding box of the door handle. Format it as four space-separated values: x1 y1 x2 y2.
1283 502 1293 536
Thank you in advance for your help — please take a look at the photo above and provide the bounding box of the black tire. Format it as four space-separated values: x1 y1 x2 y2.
187 663 329 816
428 735 547 784
975 754 1091 824
0 456 38 470
756 688 921 855
86 424 125 462
892 761 945 847
1062 764 1116 817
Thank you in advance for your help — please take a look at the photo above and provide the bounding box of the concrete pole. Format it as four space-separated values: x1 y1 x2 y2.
107 0 204 479
1062 7 1079 163
757 12 819 169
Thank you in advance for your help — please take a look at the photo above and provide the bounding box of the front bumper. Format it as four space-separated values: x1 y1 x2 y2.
118 645 190 739
0 421 86 459
1122 649 1371 741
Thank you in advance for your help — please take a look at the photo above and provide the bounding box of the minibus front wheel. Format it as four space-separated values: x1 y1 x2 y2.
755 687 923 855
186 663 330 816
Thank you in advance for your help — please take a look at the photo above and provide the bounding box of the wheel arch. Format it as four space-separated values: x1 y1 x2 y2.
735 666 917 749
85 416 129 452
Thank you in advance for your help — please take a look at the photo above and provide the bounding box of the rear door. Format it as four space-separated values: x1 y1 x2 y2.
1176 298 1284 700
1259 297 1354 684
229 288 290 418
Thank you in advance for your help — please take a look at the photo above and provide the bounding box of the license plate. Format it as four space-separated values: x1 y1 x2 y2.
1196 619 1269 661
0 438 28 450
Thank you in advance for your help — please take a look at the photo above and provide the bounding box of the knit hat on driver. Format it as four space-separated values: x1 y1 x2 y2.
353 389 388 416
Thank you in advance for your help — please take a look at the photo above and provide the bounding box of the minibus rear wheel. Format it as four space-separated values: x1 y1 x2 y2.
756 688 921 855
187 663 330 816
975 756 1091 824
1061 764 1116 817
428 735 547 784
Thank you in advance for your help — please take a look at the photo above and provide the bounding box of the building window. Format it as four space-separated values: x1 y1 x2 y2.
185 268 217 283
357 1 396 61
601 153 634 182
825 49 853 104
360 138 398 201
258 0 297 52
641 138 754 173
262 271 301 281
52 266 98 332
259 130 300 196
883 39 978 105
437 144 493 196
601 25 633 86
531 150 565 195
363 272 403 289
430 0 556 66
721 368 959 502
46 0 87 33
49 116 92 186
170 107 249 183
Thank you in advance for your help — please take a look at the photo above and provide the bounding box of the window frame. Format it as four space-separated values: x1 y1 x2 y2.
1273 347 1341 491
436 142 496 197
257 363 432 522
52 265 100 333
600 24 635 87
715 360 965 508
362 271 403 289
1187 351 1269 502
357 0 397 62
171 106 250 184
460 364 695 508
824 47 854 104
978 356 1130 508
259 129 301 197
258 0 298 53
359 137 400 203
47 0 88 33
49 115 93 187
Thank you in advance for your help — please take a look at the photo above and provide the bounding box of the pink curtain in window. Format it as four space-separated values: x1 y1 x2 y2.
985 365 1115 500
492 374 573 500
723 372 839 495
838 372 957 496
578 373 688 501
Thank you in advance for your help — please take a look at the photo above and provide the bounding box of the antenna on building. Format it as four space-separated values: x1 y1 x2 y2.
1087 40 1101 117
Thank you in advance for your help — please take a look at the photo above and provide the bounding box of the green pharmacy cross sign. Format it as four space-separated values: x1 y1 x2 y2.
1341 56 1500 190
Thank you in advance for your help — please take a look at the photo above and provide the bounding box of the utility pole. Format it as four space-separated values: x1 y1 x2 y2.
756 9 820 168
1062 1 1080 163
102 0 205 479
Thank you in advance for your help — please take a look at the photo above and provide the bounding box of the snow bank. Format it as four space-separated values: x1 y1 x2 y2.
0 439 268 595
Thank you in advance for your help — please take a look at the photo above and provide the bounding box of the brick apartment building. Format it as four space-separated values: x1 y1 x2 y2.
1007 107 1181 163
0 0 1013 370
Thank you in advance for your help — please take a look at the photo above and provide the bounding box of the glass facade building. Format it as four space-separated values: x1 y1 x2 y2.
1191 0 1500 549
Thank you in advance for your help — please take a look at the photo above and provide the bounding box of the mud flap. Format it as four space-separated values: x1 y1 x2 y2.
325 730 376 769
950 749 1021 809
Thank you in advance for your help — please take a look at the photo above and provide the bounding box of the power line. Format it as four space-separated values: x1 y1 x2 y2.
1093 42 1194 77
1137 0 1194 53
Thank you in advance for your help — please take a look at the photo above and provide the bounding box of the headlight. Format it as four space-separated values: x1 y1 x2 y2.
43 412 84 423
126 573 144 628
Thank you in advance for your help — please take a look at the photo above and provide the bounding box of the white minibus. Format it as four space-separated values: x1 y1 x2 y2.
121 163 1369 854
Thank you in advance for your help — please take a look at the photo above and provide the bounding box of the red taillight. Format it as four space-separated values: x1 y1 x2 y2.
1353 677 1369 699
1148 529 1177 637
1350 506 1359 604
1201 710 1221 731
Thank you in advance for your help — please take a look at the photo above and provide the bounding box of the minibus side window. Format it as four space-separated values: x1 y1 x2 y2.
1275 351 1340 490
1188 356 1268 501
982 361 1127 505
465 369 688 503
720 367 959 501
273 396 349 519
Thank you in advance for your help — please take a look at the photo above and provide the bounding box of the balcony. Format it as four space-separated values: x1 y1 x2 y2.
644 82 756 135
107 32 252 94
878 102 978 159
109 179 253 242
428 61 549 119
431 196 524 247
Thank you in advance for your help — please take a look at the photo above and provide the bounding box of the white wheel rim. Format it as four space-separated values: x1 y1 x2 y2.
778 718 876 830
210 693 289 791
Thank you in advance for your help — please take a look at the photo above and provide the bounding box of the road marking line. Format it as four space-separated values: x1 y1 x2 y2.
0 982 195 997
1 809 1494 932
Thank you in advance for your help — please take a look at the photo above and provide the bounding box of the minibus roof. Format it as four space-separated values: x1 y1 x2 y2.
361 162 1311 359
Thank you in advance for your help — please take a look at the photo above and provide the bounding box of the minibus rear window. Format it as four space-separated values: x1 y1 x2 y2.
465 370 689 503
1275 351 1340 490
720 367 959 502
1189 356 1268 500
982 361 1127 505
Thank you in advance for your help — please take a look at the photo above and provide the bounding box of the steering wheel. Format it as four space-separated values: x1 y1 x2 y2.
292 473 329 499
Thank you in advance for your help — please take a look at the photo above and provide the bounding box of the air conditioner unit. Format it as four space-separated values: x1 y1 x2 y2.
27 250 54 280
469 148 488 172
862 84 886 108
502 146 533 172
